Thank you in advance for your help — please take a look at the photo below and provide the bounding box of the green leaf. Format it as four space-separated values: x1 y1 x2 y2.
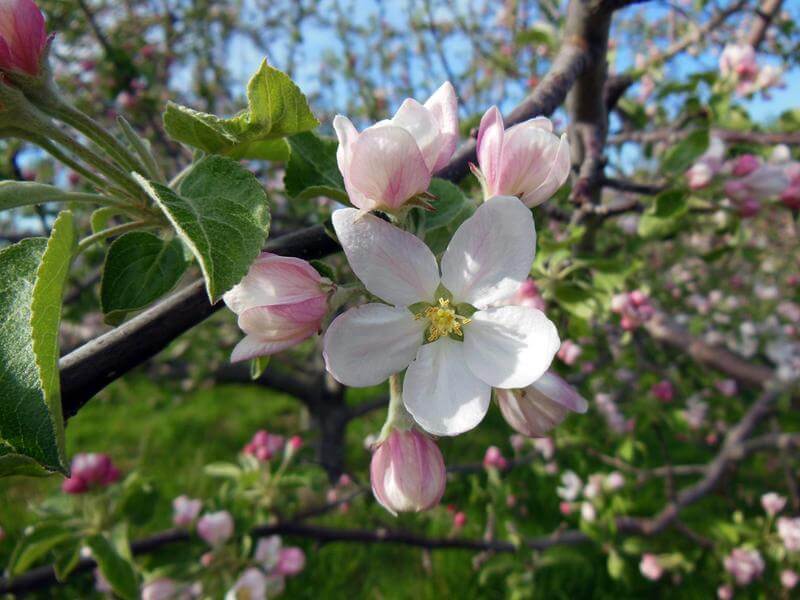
86 533 139 600
553 282 596 320
162 59 317 159
135 155 270 303
9 522 76 575
0 181 76 211
662 129 709 173
607 549 625 580
423 179 469 230
0 211 75 475
118 474 159 526
284 131 348 202
637 190 688 239
91 206 121 234
246 58 319 136
53 537 83 581
250 355 270 380
100 232 188 325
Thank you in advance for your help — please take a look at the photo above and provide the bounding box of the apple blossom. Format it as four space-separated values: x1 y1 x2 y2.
324 196 560 435
719 43 758 83
717 584 733 600
502 278 546 311
223 253 331 363
483 446 508 470
639 554 664 581
605 471 625 491
226 568 268 600
62 453 120 494
243 429 285 461
580 501 596 522
333 81 457 212
197 511 234 547
724 163 789 203
473 106 570 207
370 427 446 515
782 569 799 589
557 339 582 365
275 547 306 576
778 516 800 551
0 0 48 77
760 492 786 516
173 495 202 528
684 396 708 430
557 470 582 502
142 578 182 600
533 437 555 460
611 290 655 330
723 547 764 585
730 154 760 177
495 371 587 438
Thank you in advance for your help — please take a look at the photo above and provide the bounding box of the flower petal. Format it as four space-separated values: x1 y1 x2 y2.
476 106 504 192
403 337 491 436
496 125 557 198
223 253 323 314
424 81 459 172
531 371 588 413
440 195 536 308
332 208 440 306
323 303 425 387
463 305 560 388
349 125 431 210
230 334 310 363
389 98 441 172
333 115 373 210
521 133 571 207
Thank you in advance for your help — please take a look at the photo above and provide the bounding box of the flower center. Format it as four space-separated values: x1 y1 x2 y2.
416 298 471 342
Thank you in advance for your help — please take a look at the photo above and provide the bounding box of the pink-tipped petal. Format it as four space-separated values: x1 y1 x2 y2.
0 0 47 75
476 106 504 193
440 195 536 309
424 81 459 171
521 132 571 207
463 305 560 389
332 208 440 306
323 304 425 387
348 125 431 210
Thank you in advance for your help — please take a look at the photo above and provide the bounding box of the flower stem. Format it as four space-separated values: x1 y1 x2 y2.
378 374 414 441
76 220 154 254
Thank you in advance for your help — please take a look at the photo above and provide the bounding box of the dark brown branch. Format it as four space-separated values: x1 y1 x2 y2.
601 177 666 196
747 0 783 49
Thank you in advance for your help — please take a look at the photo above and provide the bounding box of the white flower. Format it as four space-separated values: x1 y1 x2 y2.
323 196 560 436
226 568 267 600
557 470 583 501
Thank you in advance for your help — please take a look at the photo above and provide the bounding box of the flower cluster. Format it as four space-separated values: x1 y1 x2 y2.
719 43 783 97
611 290 655 331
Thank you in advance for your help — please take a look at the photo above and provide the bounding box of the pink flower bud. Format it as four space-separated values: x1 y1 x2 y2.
605 471 625 491
197 511 234 547
778 517 800 551
172 495 202 528
726 164 788 202
651 380 674 402
275 547 305 576
453 511 467 528
142 578 178 600
559 501 572 515
475 106 570 207
780 184 800 210
719 44 758 81
200 552 214 567
731 154 760 177
715 379 738 397
333 82 457 212
685 162 714 190
288 435 303 451
639 554 663 581
482 446 508 470
244 429 285 461
506 278 546 311
496 371 588 438
0 0 48 76
738 197 760 218
557 339 582 365
717 584 733 600
223 253 330 362
62 453 120 494
370 428 446 515
781 569 799 589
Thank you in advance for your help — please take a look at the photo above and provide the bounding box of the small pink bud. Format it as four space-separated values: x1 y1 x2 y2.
557 340 582 366
337 474 352 487
723 547 765 585
197 511 234 547
244 429 285 461
717 584 733 600
275 547 305 576
0 0 48 76
62 453 120 494
761 492 787 516
738 197 761 217
453 511 467 528
651 380 674 402
731 154 760 177
370 428 446 515
288 435 303 451
172 495 202 528
639 553 664 581
559 501 572 515
200 552 214 567
223 253 330 363
482 446 508 470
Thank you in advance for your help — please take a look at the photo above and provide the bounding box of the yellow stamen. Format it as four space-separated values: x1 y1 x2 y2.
415 298 471 342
